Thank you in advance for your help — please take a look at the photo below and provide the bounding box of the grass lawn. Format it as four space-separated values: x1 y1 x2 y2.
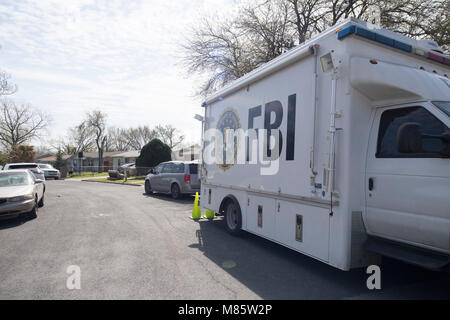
66 172 109 179
86 177 146 185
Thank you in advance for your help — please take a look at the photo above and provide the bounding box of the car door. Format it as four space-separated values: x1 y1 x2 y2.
160 163 174 192
364 103 450 253
151 164 164 191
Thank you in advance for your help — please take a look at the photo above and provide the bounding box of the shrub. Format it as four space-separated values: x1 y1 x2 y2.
135 138 171 174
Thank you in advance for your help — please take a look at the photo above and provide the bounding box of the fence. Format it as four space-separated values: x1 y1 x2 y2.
65 166 154 179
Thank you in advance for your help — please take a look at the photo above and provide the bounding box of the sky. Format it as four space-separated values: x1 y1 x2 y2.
0 0 239 149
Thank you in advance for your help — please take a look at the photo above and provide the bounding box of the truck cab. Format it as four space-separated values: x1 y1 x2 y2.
364 101 449 261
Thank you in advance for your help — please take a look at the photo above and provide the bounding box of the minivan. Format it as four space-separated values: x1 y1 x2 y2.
144 161 200 199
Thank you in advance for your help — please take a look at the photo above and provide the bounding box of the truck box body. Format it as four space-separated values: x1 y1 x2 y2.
199 18 450 271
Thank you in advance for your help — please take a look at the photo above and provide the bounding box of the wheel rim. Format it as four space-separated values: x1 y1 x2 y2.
226 203 238 230
172 185 179 197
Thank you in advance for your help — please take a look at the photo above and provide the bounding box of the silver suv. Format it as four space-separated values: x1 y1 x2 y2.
144 161 200 199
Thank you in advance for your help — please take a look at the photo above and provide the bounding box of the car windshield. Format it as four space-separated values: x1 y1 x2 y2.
432 101 450 117
0 172 31 187
39 164 52 169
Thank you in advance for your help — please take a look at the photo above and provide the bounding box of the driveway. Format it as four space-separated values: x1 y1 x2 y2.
0 180 448 299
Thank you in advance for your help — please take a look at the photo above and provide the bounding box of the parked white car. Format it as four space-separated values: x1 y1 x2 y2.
4 163 46 181
38 163 61 180
0 169 45 220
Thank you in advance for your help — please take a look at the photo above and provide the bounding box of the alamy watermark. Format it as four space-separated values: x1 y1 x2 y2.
203 128 282 175
66 265 81 290
366 265 381 290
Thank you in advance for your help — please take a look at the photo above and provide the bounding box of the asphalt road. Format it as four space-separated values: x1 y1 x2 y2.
0 180 448 299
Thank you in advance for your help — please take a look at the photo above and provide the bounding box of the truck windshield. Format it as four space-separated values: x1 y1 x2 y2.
432 101 450 117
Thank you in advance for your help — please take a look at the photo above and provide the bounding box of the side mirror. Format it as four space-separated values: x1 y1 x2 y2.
397 122 422 153
35 179 44 184
149 169 155 174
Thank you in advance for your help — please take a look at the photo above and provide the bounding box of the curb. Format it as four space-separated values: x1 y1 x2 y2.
81 179 143 187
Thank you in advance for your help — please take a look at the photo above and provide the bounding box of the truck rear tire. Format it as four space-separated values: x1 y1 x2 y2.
223 199 242 236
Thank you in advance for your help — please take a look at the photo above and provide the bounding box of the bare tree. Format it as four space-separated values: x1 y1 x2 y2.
49 138 77 155
86 110 108 172
0 99 49 150
183 0 297 96
155 124 184 149
123 126 158 150
0 71 17 96
106 127 130 152
183 0 449 96
68 122 95 153
286 0 325 42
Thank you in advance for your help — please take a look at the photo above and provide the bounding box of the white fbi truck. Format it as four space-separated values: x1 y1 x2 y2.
199 17 450 271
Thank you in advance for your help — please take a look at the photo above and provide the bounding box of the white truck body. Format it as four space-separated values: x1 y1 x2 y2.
199 18 450 271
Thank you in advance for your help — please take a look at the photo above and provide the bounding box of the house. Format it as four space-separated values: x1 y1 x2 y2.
70 151 122 172
111 150 140 169
171 144 200 161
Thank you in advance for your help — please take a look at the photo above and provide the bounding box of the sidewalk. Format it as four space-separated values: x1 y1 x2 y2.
64 175 109 181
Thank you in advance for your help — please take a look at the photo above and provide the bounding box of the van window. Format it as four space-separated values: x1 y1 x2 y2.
173 163 185 173
162 163 174 173
189 164 198 174
376 106 448 158
154 164 164 174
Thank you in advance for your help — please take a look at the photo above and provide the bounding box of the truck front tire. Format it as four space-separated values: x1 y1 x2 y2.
223 198 242 236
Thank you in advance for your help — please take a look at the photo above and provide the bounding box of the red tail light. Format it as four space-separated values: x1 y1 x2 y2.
184 174 191 184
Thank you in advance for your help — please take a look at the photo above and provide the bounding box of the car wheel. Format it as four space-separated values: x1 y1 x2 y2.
171 183 181 199
223 200 242 235
144 180 152 194
38 194 44 208
28 198 38 219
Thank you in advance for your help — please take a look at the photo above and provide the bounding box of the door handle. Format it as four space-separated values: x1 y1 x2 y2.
368 177 374 191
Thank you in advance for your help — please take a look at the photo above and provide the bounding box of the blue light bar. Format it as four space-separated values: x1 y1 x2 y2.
375 34 394 46
393 40 412 53
337 24 449 66
355 27 375 40
338 25 413 54
337 25 355 40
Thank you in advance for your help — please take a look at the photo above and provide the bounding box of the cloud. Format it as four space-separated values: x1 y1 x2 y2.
0 0 240 147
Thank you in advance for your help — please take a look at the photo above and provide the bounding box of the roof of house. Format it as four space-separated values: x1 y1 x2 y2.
111 150 140 158
36 154 72 162
35 153 54 160
80 151 123 159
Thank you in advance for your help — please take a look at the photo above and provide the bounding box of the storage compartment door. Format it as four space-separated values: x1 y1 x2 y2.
247 195 276 240
275 200 330 262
